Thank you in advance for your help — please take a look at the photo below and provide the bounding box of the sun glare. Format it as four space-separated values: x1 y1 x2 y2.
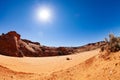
36 7 51 22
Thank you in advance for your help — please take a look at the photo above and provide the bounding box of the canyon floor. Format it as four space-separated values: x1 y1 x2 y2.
0 49 120 80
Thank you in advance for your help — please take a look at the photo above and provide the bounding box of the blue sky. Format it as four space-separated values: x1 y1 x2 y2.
0 0 120 47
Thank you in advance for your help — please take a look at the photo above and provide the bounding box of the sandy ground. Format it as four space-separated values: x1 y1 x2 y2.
0 49 99 80
0 49 99 74
47 51 120 80
0 49 120 80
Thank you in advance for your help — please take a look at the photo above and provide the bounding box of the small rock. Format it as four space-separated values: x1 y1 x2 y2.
66 57 72 60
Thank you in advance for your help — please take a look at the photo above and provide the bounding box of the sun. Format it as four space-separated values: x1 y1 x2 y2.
36 7 51 22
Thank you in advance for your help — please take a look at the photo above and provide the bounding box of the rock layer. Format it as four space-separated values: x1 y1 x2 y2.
0 31 74 57
0 31 105 57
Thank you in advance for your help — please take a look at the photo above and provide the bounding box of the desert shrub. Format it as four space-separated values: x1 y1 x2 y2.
101 34 120 53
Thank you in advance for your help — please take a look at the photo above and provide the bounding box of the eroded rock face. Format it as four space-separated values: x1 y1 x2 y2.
0 31 20 56
0 31 106 57
0 31 42 57
0 31 74 57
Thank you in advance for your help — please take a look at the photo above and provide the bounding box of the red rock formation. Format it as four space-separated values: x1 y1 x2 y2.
0 31 106 57
0 31 20 56
0 31 74 57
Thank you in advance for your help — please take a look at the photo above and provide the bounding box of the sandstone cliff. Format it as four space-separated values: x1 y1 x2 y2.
0 31 105 57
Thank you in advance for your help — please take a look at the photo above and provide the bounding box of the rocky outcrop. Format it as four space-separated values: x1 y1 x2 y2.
0 31 106 57
75 41 106 53
0 31 75 57
0 31 20 56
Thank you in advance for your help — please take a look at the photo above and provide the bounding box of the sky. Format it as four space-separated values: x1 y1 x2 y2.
0 0 120 47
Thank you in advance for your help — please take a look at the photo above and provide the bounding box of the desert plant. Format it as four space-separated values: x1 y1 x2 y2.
101 33 120 53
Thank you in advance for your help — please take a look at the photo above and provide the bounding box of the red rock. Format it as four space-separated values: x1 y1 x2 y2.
0 31 20 56
0 31 106 57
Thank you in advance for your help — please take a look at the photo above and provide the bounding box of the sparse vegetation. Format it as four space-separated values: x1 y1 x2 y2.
101 34 120 54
